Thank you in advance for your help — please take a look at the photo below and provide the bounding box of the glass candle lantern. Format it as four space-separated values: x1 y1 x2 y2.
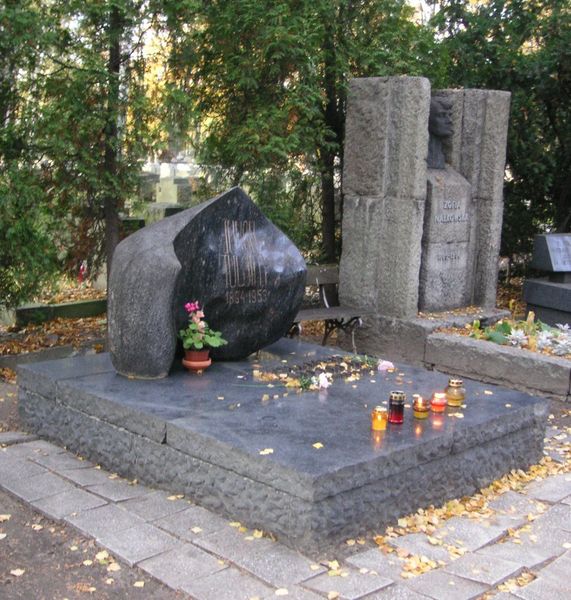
412 394 429 419
388 391 405 424
446 378 466 407
431 392 447 413
371 406 388 431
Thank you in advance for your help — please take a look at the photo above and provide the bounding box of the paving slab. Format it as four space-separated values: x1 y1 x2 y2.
280 586 325 600
524 472 571 503
31 487 107 520
119 490 189 522
138 542 227 590
66 503 146 538
0 439 66 460
435 516 506 551
536 550 571 587
442 552 522 585
529 503 571 534
30 451 93 471
476 539 558 570
0 456 47 480
402 569 488 600
153 504 228 541
178 565 274 600
345 547 406 581
95 522 179 566
58 466 115 487
194 527 325 587
302 568 393 600
2 471 76 502
86 479 152 502
388 533 451 563
363 585 432 600
0 431 38 446
512 576 569 600
488 490 546 521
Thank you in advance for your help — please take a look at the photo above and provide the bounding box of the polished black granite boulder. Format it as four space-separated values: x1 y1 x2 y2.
108 188 306 378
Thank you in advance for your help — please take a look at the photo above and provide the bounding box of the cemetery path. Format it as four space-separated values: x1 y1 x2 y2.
1 374 570 600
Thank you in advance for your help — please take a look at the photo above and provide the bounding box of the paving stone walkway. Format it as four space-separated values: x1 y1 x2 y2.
1 426 569 600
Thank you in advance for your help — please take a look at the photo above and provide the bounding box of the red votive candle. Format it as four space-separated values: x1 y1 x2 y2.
388 391 405 424
431 392 447 413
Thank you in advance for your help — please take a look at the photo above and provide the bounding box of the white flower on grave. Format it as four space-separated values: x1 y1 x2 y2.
377 359 395 372
507 329 527 347
536 330 553 350
312 373 332 390
555 323 570 332
552 337 571 356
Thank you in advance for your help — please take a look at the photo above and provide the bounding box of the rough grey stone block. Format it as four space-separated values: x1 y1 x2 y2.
0 431 38 446
194 527 325 587
425 333 571 397
2 471 76 503
31 488 107 520
442 553 521 586
403 569 488 600
120 491 189 522
153 505 228 540
343 76 430 200
97 522 179 566
178 566 274 600
345 548 405 581
66 503 145 539
525 473 571 503
303 568 393 600
435 516 506 552
108 187 306 377
138 543 227 590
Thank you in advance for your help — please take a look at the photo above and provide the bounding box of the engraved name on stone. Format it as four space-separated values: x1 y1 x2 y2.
434 200 469 225
549 238 571 269
222 219 269 306
437 253 461 263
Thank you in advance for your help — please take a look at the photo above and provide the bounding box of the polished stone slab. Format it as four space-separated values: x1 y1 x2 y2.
18 339 547 554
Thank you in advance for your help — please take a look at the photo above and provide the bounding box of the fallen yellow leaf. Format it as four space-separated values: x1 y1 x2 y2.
191 527 203 534
83 559 93 566
107 563 121 572
275 588 289 596
312 442 324 449
133 581 145 588
0 533 6 540
10 568 25 577
229 521 241 527
95 550 109 561
0 515 11 522
259 448 274 455
31 524 43 531
327 592 340 600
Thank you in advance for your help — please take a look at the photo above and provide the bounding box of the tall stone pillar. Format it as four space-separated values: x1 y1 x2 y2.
339 76 431 318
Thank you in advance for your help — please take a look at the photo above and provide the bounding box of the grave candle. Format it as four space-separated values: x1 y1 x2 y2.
431 392 447 413
388 391 405 424
371 406 388 431
446 378 466 407
413 395 429 419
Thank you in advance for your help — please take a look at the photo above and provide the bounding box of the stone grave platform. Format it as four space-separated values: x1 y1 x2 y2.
17 339 547 555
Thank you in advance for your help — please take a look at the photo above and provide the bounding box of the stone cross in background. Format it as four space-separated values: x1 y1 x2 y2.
340 76 511 321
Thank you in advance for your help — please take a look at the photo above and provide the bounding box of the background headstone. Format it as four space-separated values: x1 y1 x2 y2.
108 187 306 378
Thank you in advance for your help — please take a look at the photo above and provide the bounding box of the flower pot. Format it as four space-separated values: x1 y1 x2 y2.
182 349 212 374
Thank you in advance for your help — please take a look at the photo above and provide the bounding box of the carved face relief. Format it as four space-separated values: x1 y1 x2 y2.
429 98 453 139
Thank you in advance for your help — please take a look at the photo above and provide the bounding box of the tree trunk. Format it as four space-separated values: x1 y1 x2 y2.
320 149 336 263
103 4 124 281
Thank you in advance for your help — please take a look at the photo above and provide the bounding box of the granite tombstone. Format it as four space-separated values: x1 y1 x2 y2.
108 187 306 378
524 233 571 325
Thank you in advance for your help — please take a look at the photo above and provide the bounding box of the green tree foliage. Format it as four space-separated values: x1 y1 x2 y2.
1 0 159 308
163 0 446 261
433 0 571 255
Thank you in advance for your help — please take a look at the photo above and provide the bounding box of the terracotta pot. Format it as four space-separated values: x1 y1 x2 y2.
182 349 212 374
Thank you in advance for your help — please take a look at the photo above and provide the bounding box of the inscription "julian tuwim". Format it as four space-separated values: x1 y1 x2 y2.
222 219 268 305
